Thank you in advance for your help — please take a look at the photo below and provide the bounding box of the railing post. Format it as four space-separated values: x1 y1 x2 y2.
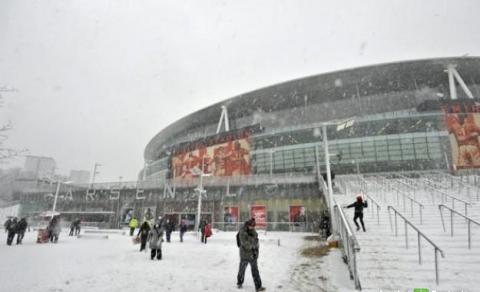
439 206 446 232
450 210 454 237
395 212 398 237
377 206 380 225
435 248 440 285
418 233 422 264
468 220 471 249
420 206 423 225
405 221 408 249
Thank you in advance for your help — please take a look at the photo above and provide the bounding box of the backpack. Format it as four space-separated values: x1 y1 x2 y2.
236 231 241 247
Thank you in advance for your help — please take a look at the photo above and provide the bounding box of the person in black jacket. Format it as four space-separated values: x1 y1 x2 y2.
5 217 17 245
179 220 187 242
345 195 368 232
137 221 151 251
16 218 28 244
165 219 175 243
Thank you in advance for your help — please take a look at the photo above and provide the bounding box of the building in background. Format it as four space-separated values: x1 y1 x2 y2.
23 156 56 179
69 170 90 184
13 57 480 230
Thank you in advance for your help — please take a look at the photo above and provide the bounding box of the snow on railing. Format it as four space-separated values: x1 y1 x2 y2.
333 201 361 290
438 204 480 249
421 179 471 216
389 184 424 224
387 206 445 285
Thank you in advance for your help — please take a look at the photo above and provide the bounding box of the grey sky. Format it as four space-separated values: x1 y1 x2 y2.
0 0 479 181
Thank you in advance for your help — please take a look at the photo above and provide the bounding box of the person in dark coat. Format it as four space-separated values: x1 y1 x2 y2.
137 221 151 251
165 219 174 243
74 219 81 235
345 195 368 232
148 223 164 260
69 221 75 236
179 220 187 242
16 218 28 244
236 219 266 291
6 217 17 246
4 218 12 233
48 216 61 243
199 219 207 243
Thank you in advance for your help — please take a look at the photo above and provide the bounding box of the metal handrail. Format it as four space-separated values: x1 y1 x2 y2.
363 193 381 225
387 206 445 285
333 201 361 290
389 184 424 224
438 204 480 249
434 171 480 201
422 179 471 216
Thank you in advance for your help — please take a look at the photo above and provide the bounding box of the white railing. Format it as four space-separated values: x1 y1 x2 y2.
363 193 381 225
389 184 424 224
438 204 480 249
387 206 445 285
333 202 361 290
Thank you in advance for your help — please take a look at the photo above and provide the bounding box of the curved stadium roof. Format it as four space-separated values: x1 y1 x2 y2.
145 57 480 161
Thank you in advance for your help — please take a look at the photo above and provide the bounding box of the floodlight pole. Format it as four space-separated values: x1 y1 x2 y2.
195 173 204 234
52 181 61 213
322 124 336 235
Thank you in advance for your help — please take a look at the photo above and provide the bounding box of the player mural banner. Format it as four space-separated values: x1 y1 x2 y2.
224 206 239 224
289 206 306 224
171 127 255 178
250 205 266 228
443 101 480 170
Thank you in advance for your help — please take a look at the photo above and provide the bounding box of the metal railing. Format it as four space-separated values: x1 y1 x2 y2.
387 206 445 285
389 184 424 224
363 193 381 225
438 204 480 249
433 171 480 201
422 179 471 216
333 202 361 290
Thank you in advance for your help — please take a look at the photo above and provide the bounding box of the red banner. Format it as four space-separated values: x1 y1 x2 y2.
289 206 306 223
172 138 251 178
445 111 480 169
250 206 266 228
224 206 239 224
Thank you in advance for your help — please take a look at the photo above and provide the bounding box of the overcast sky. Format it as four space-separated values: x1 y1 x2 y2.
1 0 479 182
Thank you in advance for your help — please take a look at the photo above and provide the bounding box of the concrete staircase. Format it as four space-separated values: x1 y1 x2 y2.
335 175 480 291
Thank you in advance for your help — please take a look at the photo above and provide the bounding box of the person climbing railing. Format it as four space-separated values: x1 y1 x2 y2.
333 201 361 290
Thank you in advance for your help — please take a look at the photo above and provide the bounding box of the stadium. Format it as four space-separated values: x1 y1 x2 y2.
15 57 480 231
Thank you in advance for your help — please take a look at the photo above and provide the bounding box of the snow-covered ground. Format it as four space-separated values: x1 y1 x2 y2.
0 229 353 292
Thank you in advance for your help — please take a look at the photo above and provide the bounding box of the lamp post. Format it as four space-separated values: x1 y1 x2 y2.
192 166 212 234
321 118 354 236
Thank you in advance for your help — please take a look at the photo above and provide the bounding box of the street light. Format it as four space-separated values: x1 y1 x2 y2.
320 118 354 236
191 166 212 234
52 180 73 213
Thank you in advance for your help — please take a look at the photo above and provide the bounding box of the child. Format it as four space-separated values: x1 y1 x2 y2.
345 195 368 232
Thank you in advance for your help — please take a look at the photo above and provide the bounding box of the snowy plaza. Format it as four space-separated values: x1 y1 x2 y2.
0 230 352 292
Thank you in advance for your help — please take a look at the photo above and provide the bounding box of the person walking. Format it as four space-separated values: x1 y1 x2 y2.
6 217 17 246
129 217 138 236
74 219 81 236
203 222 212 244
69 221 75 236
236 219 266 291
137 221 151 252
165 219 174 243
199 219 207 243
344 195 368 232
179 220 187 242
48 216 61 243
16 218 28 244
148 223 164 260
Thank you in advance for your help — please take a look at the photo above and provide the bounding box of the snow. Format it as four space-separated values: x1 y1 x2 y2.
0 230 352 292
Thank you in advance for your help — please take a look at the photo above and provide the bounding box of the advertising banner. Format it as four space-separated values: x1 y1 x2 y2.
224 206 239 224
172 137 251 178
250 205 266 228
443 101 480 169
289 206 306 224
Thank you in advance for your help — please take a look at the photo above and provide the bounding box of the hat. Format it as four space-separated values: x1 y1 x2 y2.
248 218 256 227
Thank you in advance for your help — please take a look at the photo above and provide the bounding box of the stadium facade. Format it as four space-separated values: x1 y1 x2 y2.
15 57 480 229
